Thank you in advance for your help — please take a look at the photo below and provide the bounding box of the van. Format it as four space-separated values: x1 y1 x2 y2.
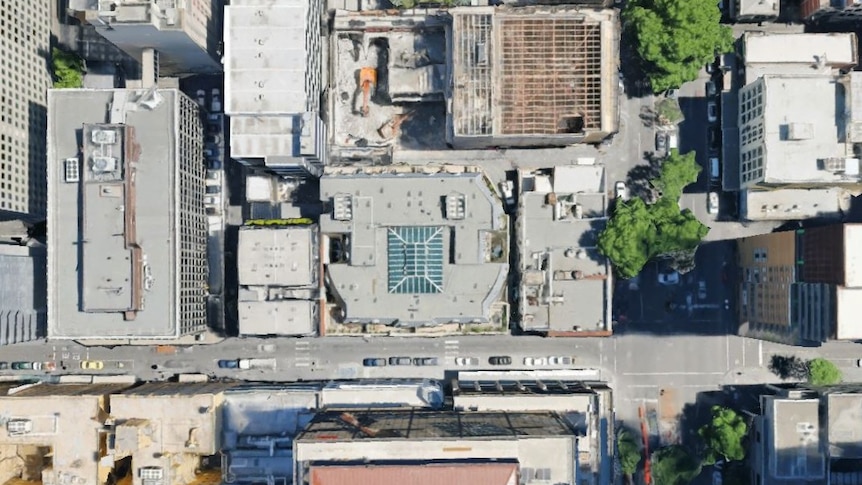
667 132 679 150
710 157 720 181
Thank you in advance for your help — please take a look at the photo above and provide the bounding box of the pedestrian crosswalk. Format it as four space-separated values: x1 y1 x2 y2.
444 340 459 362
294 340 311 368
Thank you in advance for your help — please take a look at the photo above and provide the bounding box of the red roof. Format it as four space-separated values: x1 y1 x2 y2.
310 463 518 485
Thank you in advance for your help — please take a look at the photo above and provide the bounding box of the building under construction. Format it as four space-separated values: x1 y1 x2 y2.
447 6 619 148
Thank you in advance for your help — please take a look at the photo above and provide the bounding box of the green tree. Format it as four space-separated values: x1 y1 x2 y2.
623 0 734 93
651 150 701 201
808 358 842 386
617 429 642 476
698 405 748 465
52 47 84 89
598 197 655 279
652 445 702 485
649 198 709 256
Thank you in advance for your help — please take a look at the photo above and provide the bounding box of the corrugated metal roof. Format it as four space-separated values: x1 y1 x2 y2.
310 463 518 485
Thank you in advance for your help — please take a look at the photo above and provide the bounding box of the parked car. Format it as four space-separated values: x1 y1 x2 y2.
211 88 222 113
204 148 216 158
548 356 573 366
204 194 222 207
206 170 222 185
206 185 221 194
195 89 206 108
205 134 222 145
454 357 479 366
698 281 708 300
707 102 718 123
0 362 7 370
11 362 34 371
706 81 717 97
363 358 387 367
217 359 239 369
389 356 412 366
207 159 222 170
655 132 667 153
81 360 104 370
665 89 678 99
708 127 721 152
708 192 720 215
658 271 680 285
524 356 548 366
413 357 439 366
44 361 57 371
614 181 629 201
667 132 679 150
498 180 516 210
709 157 720 182
489 356 512 366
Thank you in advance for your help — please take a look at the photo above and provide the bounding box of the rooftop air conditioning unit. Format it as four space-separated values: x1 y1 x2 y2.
92 129 117 145
92 156 117 173
6 419 32 436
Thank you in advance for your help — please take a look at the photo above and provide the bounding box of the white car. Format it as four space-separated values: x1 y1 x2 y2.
708 192 720 215
707 102 718 123
211 88 222 113
454 357 479 366
614 181 629 200
524 357 548 366
195 89 206 108
548 356 573 366
658 271 680 285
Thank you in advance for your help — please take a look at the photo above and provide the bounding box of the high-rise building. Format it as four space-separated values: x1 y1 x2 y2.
224 0 326 177
46 88 208 342
67 0 223 75
0 0 51 219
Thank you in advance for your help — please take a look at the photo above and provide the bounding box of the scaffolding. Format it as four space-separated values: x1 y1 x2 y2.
499 17 603 135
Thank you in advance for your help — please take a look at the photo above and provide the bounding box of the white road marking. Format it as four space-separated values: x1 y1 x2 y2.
623 371 726 376
758 341 763 366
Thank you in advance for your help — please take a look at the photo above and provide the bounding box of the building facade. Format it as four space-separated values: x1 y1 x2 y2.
68 0 223 75
737 223 862 345
0 243 45 345
0 0 51 220
47 88 208 342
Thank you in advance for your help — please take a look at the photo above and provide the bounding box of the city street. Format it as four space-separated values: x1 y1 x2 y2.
3 333 861 432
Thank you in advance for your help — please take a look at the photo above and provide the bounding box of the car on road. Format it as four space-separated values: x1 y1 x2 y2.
81 360 104 370
706 81 717 96
708 127 721 152
454 357 479 366
206 185 221 194
389 356 412 366
363 358 387 367
44 361 57 371
658 271 680 285
857 358 862 367
218 359 239 369
499 180 516 210
195 89 205 108
11 362 38 371
0 362 7 370
707 102 718 123
524 356 548 366
655 132 667 153
614 181 629 201
698 281 708 300
548 356 573 366
413 357 439 366
489 356 512 366
211 88 222 113
207 159 222 170
708 192 720 215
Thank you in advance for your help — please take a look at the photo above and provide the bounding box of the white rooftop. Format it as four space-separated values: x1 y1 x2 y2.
743 32 857 84
759 75 856 184
740 187 850 221
238 226 316 288
224 0 309 115
238 300 316 336
845 224 862 287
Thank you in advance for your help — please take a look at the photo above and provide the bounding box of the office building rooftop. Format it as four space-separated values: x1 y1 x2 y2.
319 166 508 328
46 89 207 340
238 226 317 288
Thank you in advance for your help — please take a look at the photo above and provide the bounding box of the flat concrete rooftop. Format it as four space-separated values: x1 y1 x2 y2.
319 167 508 326
46 89 185 339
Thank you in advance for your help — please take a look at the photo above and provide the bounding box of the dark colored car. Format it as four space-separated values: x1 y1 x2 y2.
363 358 387 367
11 362 33 370
217 359 239 369
412 357 439 366
389 356 412 366
207 159 222 170
0 362 7 370
488 356 512 366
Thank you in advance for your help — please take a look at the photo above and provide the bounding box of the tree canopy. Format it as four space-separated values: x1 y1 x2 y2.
652 445 702 485
52 47 84 89
598 150 709 278
617 429 642 476
623 0 734 93
651 150 701 200
698 405 748 465
808 358 842 386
